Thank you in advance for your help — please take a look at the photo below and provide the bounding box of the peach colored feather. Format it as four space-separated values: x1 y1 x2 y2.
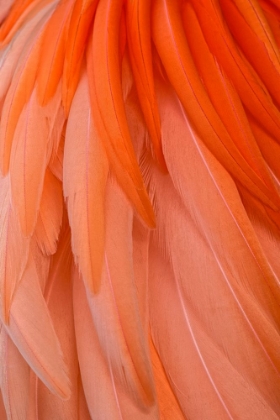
0 1 280 419
152 0 279 210
63 71 108 292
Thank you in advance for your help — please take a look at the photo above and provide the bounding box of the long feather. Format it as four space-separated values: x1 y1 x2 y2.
0 175 29 322
127 75 280 417
219 0 280 106
10 89 49 236
189 0 280 142
182 1 278 201
35 219 78 419
152 0 279 210
0 2 55 175
87 0 155 228
36 0 75 106
126 0 165 170
62 0 98 114
85 177 155 407
73 268 158 420
0 329 30 420
63 70 108 293
2 254 70 400
34 169 63 256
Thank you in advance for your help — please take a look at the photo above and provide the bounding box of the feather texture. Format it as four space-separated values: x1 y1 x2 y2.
63 71 108 292
0 1 280 418
87 0 155 227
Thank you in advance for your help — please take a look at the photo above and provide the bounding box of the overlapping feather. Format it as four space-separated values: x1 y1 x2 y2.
0 0 279 419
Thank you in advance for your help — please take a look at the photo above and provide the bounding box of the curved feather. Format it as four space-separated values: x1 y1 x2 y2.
0 3 54 175
34 169 63 256
63 70 108 293
62 0 98 114
219 0 280 106
189 0 280 142
88 0 155 227
36 0 74 106
0 176 29 323
182 1 279 205
10 89 49 236
85 177 155 407
35 220 78 419
0 329 30 420
126 0 166 170
152 0 279 210
3 255 70 400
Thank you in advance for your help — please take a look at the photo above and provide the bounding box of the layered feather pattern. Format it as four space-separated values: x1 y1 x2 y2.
0 0 280 419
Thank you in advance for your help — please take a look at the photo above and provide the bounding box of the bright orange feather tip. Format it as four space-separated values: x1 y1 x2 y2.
1 0 280 419
126 0 167 172
87 0 155 228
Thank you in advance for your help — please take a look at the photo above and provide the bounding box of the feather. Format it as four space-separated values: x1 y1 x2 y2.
36 0 74 106
0 3 54 175
0 328 30 420
62 0 98 114
148 243 280 420
126 0 165 170
9 89 49 236
85 176 155 407
2 254 70 400
152 0 279 210
35 219 78 419
0 0 14 25
0 0 41 43
73 269 158 420
189 0 280 142
0 2 52 110
63 70 108 293
149 337 185 420
259 0 280 47
87 0 155 228
0 175 29 322
0 389 7 420
219 0 280 106
153 80 280 413
33 169 63 256
182 1 278 201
